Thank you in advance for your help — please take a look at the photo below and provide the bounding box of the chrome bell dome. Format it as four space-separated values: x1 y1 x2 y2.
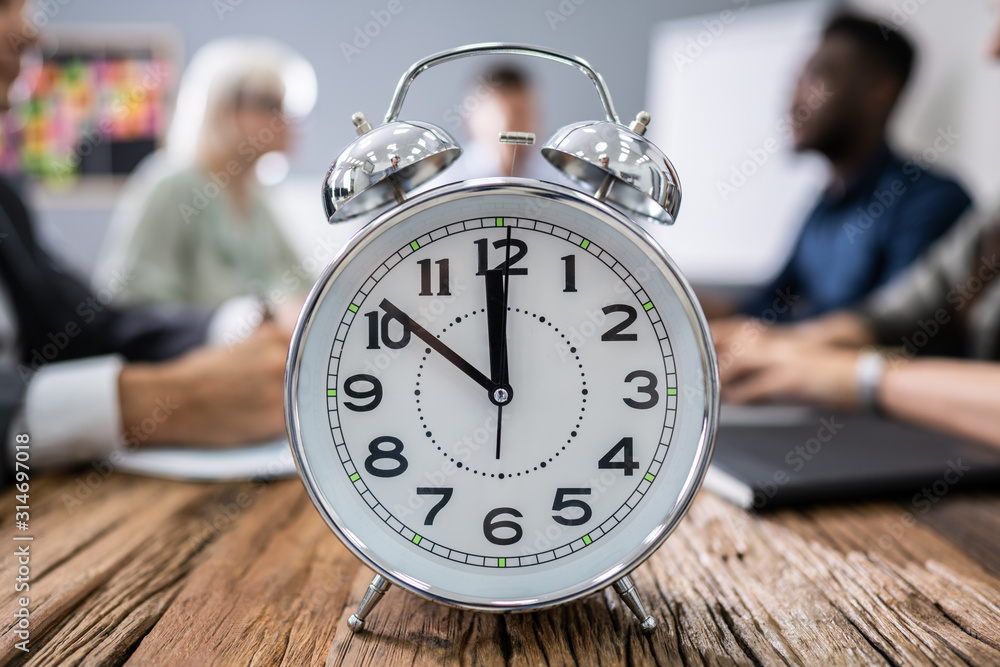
543 112 681 225
321 44 683 228
321 113 461 223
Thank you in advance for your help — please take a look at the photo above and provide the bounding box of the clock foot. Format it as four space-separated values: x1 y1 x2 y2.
348 574 392 633
613 575 657 633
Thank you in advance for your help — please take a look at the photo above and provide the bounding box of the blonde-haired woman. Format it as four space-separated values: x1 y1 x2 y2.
94 37 317 307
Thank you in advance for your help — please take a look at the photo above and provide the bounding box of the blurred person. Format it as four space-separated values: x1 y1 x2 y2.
713 9 1000 449
0 2 290 482
381 154 400 179
730 14 972 321
94 38 316 308
441 64 556 181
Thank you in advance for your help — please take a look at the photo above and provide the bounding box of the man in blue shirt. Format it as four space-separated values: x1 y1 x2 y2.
741 14 972 321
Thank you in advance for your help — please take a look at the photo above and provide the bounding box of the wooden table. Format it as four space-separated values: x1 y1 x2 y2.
2 470 999 666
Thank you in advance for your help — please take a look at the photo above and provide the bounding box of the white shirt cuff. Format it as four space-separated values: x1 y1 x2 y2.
207 296 263 346
24 355 124 470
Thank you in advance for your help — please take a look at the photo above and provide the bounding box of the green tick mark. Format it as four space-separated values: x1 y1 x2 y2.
644 473 655 482
643 301 654 311
580 239 590 250
583 535 592 545
412 534 422 545
496 217 503 226
498 558 506 567
667 388 677 396
410 240 420 251
349 473 360 482
348 304 359 313
327 389 337 397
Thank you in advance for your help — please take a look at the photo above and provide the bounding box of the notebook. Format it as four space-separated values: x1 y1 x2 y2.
703 406 1000 510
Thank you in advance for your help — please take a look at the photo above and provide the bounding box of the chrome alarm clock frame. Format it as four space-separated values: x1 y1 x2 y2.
321 42 681 226
289 42 716 634
287 179 719 632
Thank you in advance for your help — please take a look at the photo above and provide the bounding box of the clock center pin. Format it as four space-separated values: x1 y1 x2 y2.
491 386 512 406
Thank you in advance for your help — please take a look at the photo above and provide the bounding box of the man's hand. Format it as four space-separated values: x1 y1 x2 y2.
710 311 873 351
719 333 862 411
709 316 762 350
120 323 290 447
710 309 880 411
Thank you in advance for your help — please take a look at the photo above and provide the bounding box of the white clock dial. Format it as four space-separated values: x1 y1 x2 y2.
288 180 716 609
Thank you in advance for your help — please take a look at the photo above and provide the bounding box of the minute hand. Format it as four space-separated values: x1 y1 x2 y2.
379 299 493 393
485 269 510 388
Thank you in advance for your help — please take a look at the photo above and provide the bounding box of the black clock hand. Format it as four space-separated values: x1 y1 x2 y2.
485 270 510 390
379 299 493 393
490 226 514 459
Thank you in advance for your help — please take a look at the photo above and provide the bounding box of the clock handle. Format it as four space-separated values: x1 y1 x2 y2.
382 42 620 125
347 573 392 633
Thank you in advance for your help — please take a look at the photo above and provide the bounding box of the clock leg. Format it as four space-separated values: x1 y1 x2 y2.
613 575 657 633
347 574 392 632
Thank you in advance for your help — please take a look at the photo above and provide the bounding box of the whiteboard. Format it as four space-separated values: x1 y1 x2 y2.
641 0 831 285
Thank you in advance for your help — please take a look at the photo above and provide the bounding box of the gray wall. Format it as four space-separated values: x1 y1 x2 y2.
49 0 793 178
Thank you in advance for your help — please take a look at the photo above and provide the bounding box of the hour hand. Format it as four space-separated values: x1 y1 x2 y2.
379 299 493 393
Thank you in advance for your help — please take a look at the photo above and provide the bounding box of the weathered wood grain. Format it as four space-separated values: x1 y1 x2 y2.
916 493 1000 579
1 473 998 666
1 474 216 663
125 477 360 667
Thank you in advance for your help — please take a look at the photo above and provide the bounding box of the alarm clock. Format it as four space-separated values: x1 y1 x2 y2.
285 43 718 634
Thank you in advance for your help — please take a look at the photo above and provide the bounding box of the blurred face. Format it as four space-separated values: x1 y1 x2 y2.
232 90 290 158
0 0 36 111
789 33 890 157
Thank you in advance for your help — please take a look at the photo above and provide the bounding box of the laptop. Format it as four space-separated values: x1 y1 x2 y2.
703 406 1000 510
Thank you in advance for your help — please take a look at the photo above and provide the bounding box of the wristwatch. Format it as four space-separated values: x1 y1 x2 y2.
854 348 887 411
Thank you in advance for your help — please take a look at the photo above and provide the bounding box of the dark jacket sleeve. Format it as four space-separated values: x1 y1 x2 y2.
877 178 972 288
0 178 212 478
857 207 995 357
739 253 800 322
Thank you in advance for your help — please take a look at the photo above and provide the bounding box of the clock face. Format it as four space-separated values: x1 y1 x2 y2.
288 180 716 609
